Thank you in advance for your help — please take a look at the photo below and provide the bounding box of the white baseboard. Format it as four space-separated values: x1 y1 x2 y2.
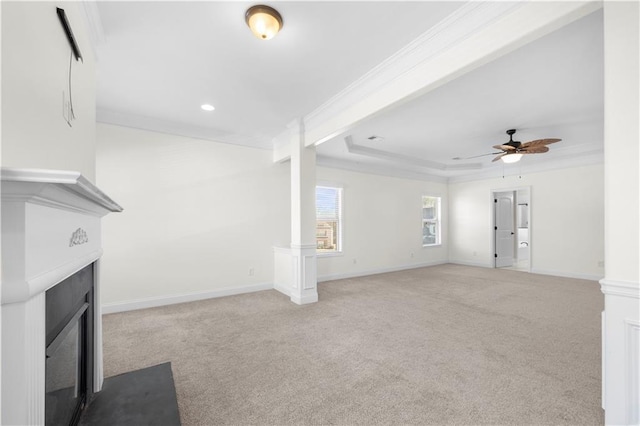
103 262 447 313
317 260 447 283
273 282 291 298
101 263 603 314
530 268 603 282
102 282 274 314
449 260 603 282
448 259 493 268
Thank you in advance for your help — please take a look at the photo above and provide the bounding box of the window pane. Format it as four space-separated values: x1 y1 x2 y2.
422 195 440 246
316 187 339 221
422 196 436 209
423 221 437 245
317 220 338 251
316 186 342 253
422 196 437 219
423 206 436 220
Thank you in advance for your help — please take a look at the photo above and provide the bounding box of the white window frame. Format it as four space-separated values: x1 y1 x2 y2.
316 185 343 256
422 195 441 247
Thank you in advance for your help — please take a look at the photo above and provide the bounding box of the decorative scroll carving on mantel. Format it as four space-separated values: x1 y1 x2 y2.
70 228 89 246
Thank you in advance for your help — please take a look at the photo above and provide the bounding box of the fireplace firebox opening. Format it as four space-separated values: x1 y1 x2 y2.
45 263 95 426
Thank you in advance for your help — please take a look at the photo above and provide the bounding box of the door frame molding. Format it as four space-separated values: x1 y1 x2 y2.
490 185 532 271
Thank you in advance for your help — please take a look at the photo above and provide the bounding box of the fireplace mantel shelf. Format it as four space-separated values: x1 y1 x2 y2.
1 167 123 215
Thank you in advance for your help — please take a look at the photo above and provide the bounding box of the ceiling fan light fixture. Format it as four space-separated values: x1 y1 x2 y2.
245 5 283 40
502 153 523 164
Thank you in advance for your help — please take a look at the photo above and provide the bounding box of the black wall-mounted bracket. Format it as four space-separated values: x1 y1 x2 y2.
56 7 83 62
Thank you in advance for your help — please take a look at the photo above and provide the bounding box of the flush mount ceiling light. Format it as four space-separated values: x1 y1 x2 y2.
501 153 523 164
245 5 283 40
201 104 215 111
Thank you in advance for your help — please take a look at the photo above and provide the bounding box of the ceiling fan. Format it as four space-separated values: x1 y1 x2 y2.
455 129 561 163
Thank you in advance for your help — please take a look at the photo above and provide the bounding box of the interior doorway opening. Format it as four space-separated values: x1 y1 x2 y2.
492 187 531 272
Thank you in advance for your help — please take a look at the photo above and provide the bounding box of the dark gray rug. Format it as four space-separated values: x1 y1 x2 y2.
79 362 180 426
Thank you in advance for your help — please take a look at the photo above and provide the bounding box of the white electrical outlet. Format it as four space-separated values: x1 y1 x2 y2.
410 252 414 258
249 268 255 276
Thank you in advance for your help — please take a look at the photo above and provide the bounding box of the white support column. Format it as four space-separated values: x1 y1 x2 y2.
289 119 318 304
601 2 640 425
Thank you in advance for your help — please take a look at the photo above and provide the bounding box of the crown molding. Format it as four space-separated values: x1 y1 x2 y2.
97 109 272 151
273 1 602 171
316 156 448 184
302 1 602 148
80 1 106 61
273 130 292 163
331 135 603 183
303 2 523 136
315 146 603 185
345 136 482 172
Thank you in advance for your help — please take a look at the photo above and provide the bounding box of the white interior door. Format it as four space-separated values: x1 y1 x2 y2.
495 192 515 268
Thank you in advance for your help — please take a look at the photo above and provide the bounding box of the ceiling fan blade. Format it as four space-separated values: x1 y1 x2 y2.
521 145 550 154
492 144 516 151
520 138 561 148
455 152 502 160
492 153 507 162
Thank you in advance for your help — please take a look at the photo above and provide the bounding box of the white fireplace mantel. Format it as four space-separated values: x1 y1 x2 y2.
2 168 122 303
1 167 122 425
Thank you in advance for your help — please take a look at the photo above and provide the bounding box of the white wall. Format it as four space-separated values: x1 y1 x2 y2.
97 130 450 308
316 167 448 280
1 3 97 418
95 123 605 308
96 124 290 310
601 2 640 423
449 164 605 280
1 2 96 180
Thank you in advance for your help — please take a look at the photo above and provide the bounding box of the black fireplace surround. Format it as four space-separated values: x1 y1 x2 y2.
45 263 95 426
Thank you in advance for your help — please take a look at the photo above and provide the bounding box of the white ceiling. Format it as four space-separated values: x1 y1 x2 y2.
94 2 604 181
316 8 604 180
96 1 463 148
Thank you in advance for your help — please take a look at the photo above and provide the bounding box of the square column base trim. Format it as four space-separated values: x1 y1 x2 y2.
600 279 640 299
272 245 318 304
291 293 319 305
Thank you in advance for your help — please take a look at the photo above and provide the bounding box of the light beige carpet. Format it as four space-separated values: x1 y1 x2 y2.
102 264 604 425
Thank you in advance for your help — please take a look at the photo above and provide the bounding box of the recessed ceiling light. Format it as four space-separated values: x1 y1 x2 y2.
201 104 215 111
